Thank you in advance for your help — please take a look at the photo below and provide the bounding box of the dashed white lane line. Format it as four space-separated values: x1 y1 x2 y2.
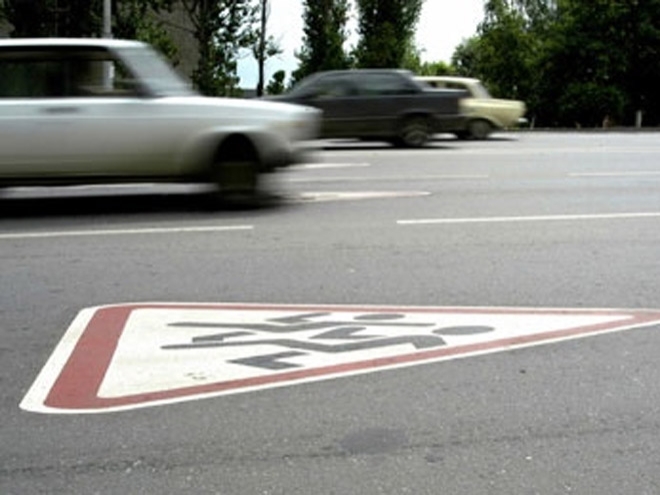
288 174 489 183
297 191 430 202
570 171 660 178
296 162 371 170
398 212 660 226
0 225 253 241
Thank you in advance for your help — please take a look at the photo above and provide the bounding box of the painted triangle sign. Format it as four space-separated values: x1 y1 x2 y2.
20 303 660 414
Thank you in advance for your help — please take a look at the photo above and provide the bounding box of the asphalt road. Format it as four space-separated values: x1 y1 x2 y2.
2 132 660 494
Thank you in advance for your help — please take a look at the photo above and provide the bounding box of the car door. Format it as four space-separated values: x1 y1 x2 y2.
348 72 421 136
290 74 361 138
0 47 179 181
49 49 180 178
0 54 80 177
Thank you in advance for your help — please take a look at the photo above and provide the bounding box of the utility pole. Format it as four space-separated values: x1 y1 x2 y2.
103 0 112 89
103 0 112 38
256 0 267 97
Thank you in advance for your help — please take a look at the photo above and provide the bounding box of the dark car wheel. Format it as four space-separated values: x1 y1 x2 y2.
468 119 492 140
397 116 431 148
211 136 260 201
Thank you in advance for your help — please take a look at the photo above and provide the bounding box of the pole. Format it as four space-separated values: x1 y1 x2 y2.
103 0 112 39
102 0 112 90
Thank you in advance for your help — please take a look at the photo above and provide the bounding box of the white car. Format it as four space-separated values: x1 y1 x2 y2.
416 76 526 139
0 38 320 199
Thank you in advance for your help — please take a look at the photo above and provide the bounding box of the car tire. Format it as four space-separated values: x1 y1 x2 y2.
468 119 492 140
211 136 260 202
397 116 431 148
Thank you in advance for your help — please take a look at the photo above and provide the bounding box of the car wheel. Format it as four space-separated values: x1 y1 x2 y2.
468 119 492 140
397 116 431 148
211 136 260 201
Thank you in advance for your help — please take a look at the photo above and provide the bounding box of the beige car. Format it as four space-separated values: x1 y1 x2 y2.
416 76 526 139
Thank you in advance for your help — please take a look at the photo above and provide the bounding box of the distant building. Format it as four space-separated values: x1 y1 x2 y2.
154 3 198 82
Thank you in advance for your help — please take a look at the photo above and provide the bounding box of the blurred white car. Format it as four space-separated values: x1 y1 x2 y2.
416 76 526 139
0 38 320 198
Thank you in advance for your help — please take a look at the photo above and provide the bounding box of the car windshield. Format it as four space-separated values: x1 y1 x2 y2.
116 45 195 97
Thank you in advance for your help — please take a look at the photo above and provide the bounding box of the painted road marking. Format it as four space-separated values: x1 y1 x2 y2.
297 191 430 202
20 303 660 414
398 212 660 226
288 174 488 183
296 163 371 169
570 171 660 178
0 225 253 241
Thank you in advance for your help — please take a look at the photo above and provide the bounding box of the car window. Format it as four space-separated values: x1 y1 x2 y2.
0 48 142 99
295 75 358 99
445 82 467 91
115 46 193 96
316 77 358 98
356 73 418 96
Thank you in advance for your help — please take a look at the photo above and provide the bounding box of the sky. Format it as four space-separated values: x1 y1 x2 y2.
237 0 485 88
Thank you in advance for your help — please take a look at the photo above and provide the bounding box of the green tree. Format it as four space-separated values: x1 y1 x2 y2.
265 69 286 95
0 0 102 37
451 0 553 124
417 60 455 76
293 0 351 82
180 0 257 96
0 0 176 63
451 36 482 76
538 0 631 125
113 0 178 64
353 0 423 68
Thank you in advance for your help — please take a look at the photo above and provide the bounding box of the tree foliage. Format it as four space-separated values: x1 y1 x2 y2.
113 0 178 64
0 0 102 37
265 69 286 95
180 0 257 96
451 0 660 127
293 0 351 82
353 0 423 68
0 0 177 62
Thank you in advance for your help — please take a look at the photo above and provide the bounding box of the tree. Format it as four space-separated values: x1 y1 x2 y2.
293 0 351 82
0 0 102 37
451 0 553 124
113 0 178 64
451 36 482 76
538 0 645 126
180 0 257 96
265 69 286 95
0 0 176 63
353 0 423 68
253 0 282 97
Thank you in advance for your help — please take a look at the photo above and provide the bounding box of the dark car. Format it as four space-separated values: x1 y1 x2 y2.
271 69 466 147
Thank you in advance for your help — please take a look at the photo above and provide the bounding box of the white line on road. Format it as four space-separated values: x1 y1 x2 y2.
570 171 660 178
0 225 253 240
296 162 371 169
398 212 660 226
288 174 489 183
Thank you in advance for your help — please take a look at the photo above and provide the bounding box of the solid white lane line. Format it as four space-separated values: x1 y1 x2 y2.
0 225 253 240
398 212 660 226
